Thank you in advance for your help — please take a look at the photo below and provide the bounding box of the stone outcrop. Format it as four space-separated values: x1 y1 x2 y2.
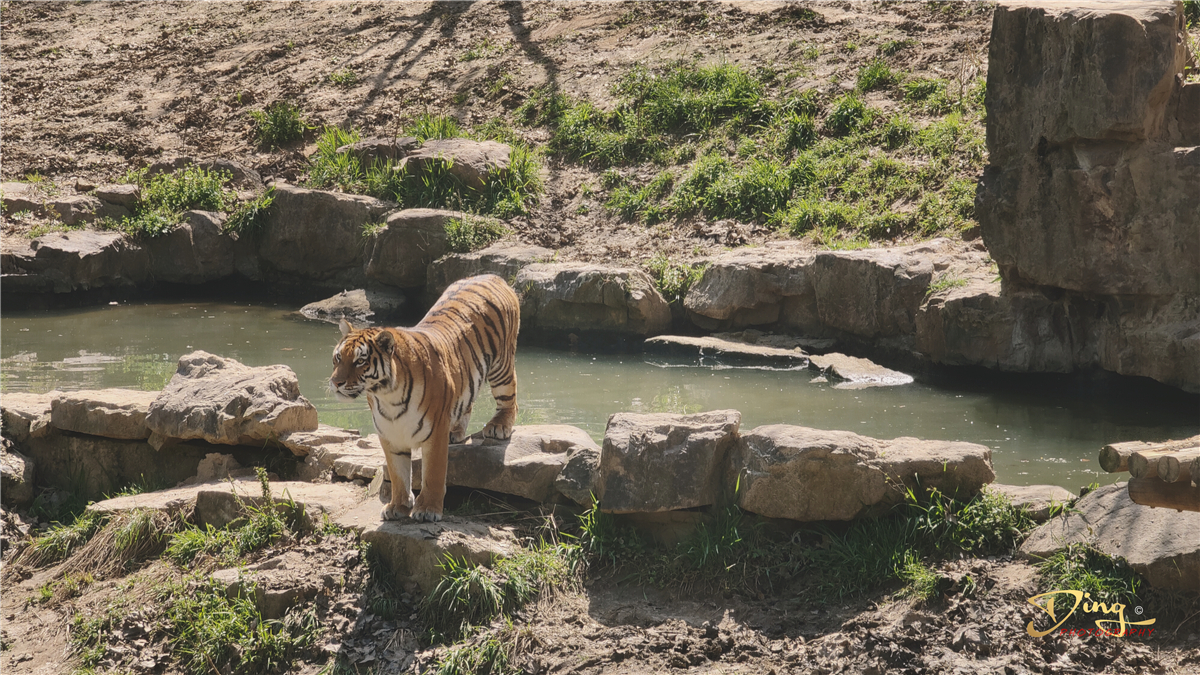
49 389 158 440
1 440 35 507
1 391 55 443
517 263 672 341
26 429 210 499
142 210 247 284
280 425 385 482
364 208 459 288
597 410 741 513
401 139 512 190
336 136 419 166
1020 483 1200 592
0 182 107 226
212 550 347 620
299 288 406 325
411 425 600 503
147 156 263 189
4 230 150 293
336 500 518 592
425 242 553 305
145 351 318 449
984 483 1075 522
973 2 1199 392
258 183 395 286
735 425 995 521
555 440 602 506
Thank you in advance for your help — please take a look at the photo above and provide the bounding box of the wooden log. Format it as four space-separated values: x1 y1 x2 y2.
1155 447 1200 483
1128 477 1200 512
1129 450 1180 479
1099 434 1200 473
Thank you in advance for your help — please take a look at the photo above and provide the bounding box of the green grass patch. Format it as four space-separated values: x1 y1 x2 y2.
1034 543 1144 608
460 37 507 62
408 113 463 141
646 253 705 303
108 166 233 238
249 101 308 148
445 215 510 253
224 186 276 235
605 170 673 223
17 509 105 568
856 58 900 91
328 68 357 86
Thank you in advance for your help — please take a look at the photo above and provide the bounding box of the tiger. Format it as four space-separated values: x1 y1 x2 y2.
329 274 520 523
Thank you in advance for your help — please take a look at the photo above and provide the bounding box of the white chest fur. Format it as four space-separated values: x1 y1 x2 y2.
367 381 429 451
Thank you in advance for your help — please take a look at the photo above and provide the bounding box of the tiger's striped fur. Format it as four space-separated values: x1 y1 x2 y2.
329 274 519 522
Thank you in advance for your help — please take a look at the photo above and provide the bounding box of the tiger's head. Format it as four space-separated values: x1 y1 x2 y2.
329 318 395 401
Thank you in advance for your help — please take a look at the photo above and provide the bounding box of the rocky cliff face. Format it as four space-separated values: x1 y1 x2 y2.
975 1 1199 391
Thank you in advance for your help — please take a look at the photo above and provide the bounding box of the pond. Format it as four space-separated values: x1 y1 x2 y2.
3 300 1197 493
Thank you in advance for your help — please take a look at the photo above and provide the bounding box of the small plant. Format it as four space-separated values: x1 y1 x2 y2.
17 509 105 568
224 186 276 235
1035 543 1144 608
880 38 915 55
328 68 358 86
824 92 870 136
408 113 462 141
897 550 942 601
112 166 233 238
249 101 308 148
460 37 506 62
926 272 969 296
445 215 509 253
857 58 900 91
605 170 673 223
646 253 706 303
306 126 363 191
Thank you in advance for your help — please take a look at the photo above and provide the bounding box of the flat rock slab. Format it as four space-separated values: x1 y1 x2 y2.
212 550 347 620
89 478 367 530
0 391 56 442
50 389 158 440
985 483 1075 522
281 425 385 481
737 425 995 521
145 351 318 449
425 242 553 305
299 288 406 325
1020 483 1200 592
411 425 600 503
809 353 913 389
598 410 741 513
643 335 810 369
713 330 836 354
335 500 517 592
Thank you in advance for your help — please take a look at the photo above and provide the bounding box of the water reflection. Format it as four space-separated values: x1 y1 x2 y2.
2 300 1196 492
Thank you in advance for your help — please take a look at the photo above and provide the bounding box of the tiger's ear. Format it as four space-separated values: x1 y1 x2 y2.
339 318 354 336
375 330 395 352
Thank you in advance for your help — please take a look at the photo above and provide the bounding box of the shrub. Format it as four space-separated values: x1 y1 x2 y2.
249 101 308 148
224 187 276 235
445 215 510 253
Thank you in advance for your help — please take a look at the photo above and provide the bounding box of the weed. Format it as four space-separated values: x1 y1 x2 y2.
908 487 1036 555
605 170 673 223
445 215 510 253
408 113 462 141
114 166 233 237
773 111 818 154
27 221 84 238
70 599 127 668
703 158 793 222
249 101 308 148
434 626 524 675
843 40 859 53
772 197 856 236
1035 543 1144 608
856 58 900 91
166 523 237 566
514 85 571 127
646 253 705 303
880 38 916 56
224 186 276 235
824 92 871 136
306 126 363 191
328 68 358 86
897 550 942 601
460 37 506 62
17 509 105 568
927 273 969 296
486 73 515 99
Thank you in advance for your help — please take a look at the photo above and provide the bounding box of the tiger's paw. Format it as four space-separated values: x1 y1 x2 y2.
411 493 443 522
380 503 411 521
482 423 513 440
449 429 469 444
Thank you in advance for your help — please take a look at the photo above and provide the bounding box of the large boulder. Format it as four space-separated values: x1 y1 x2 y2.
735 425 995 521
1 439 35 507
410 425 600 503
212 551 347 620
145 351 318 449
50 389 158 440
257 184 395 285
811 248 934 339
336 136 419 166
683 242 815 332
978 2 1197 297
299 288 406 325
425 242 553 305
142 210 243 284
516 263 672 341
364 208 458 288
336 500 518 592
1020 483 1200 592
597 410 741 513
401 139 511 190
7 230 149 293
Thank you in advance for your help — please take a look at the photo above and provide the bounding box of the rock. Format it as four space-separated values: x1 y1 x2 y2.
143 210 241 284
336 500 518 592
735 425 995 521
807 353 913 389
643 335 810 369
984 484 1075 522
145 351 318 449
280 425 385 482
713 329 836 354
177 453 254 486
811 247 934 339
212 551 346 619
425 242 553 305
27 429 210 500
979 3 1196 297
517 263 672 341
45 195 104 225
89 478 366 530
597 410 741 513
684 242 815 332
364 208 459 288
0 183 104 225
335 136 419 166
1020 483 1200 592
1 440 35 507
12 230 149 293
258 184 395 285
1 391 56 443
93 183 140 208
555 442 602 506
408 425 600 503
299 288 406 325
49 389 157 440
401 139 511 190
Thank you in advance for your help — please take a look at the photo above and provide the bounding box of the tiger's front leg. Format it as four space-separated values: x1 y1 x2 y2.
380 437 415 521
411 419 449 522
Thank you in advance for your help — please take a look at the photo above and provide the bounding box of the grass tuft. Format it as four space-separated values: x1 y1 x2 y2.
646 253 706 303
16 509 105 568
856 58 900 91
1035 543 1144 608
445 215 510 253
249 101 308 148
224 186 276 235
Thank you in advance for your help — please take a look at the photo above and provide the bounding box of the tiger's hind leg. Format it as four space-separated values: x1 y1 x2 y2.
482 361 517 440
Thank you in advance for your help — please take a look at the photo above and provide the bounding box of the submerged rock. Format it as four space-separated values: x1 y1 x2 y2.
808 353 913 389
145 351 318 449
1020 483 1200 592
643 335 810 369
299 288 406 325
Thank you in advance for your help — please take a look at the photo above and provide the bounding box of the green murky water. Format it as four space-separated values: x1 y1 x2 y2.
2 300 1196 492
